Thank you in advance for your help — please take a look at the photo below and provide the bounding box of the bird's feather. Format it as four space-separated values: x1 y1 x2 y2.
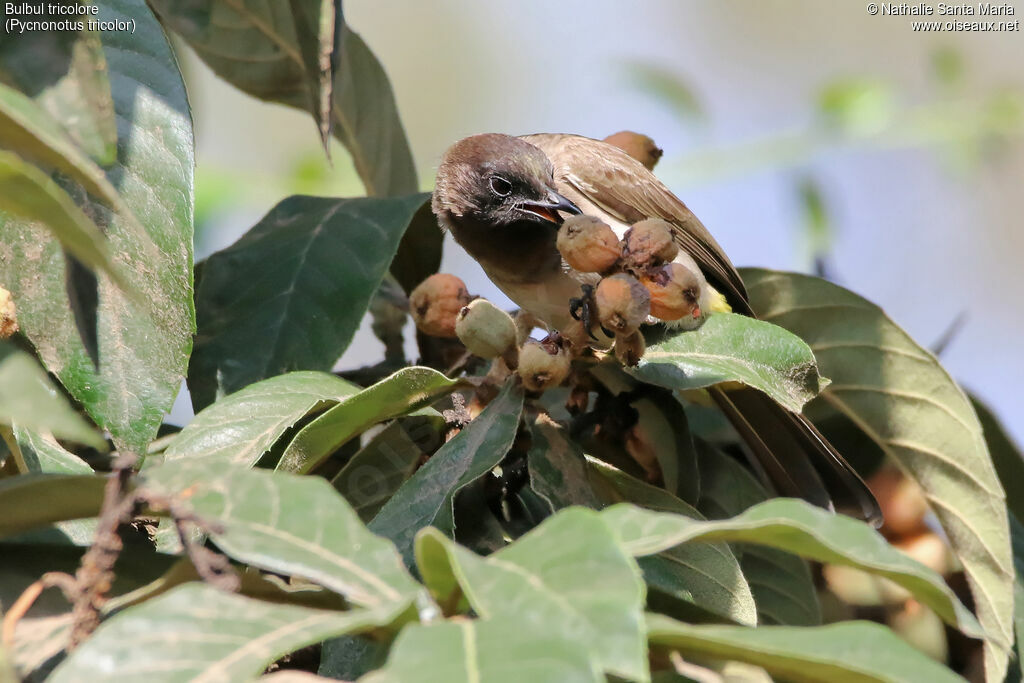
523 133 752 314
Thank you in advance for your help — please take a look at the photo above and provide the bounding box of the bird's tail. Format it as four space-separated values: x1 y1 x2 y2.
709 385 882 526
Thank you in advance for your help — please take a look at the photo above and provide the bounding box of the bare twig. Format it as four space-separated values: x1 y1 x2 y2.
1 572 78 649
3 452 239 651
67 452 138 647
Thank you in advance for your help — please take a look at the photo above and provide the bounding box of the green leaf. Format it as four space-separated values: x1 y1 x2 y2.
0 473 105 540
142 458 425 613
697 443 820 626
0 342 104 449
632 312 826 413
632 392 700 504
103 557 350 616
9 424 98 545
278 366 459 474
319 635 389 681
331 421 423 522
13 426 93 475
0 0 195 455
288 0 341 152
972 397 1024 682
601 499 983 641
527 413 603 511
49 583 396 683
369 381 523 567
329 25 418 194
362 618 601 683
64 253 101 367
742 268 1012 680
646 614 964 683
1007 514 1024 683
161 371 358 467
0 18 118 166
0 81 119 204
148 2 418 196
588 461 757 627
416 507 648 681
390 201 444 295
972 394 1024 524
187 194 429 409
0 150 129 292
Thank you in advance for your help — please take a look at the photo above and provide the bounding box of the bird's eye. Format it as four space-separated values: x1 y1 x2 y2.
489 176 513 197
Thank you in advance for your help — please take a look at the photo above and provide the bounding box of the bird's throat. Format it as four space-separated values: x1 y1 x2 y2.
445 214 564 285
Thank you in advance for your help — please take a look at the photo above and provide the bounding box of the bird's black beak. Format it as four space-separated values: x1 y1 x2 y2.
518 190 582 225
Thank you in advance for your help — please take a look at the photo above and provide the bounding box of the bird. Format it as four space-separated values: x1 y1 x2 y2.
431 132 882 524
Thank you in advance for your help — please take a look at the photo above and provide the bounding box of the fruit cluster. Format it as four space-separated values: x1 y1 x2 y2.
556 215 702 365
409 274 571 393
822 465 956 663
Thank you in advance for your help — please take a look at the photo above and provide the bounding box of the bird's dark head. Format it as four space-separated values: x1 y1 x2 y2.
432 133 581 228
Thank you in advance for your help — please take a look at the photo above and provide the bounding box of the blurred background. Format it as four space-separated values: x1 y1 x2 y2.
170 1 1024 442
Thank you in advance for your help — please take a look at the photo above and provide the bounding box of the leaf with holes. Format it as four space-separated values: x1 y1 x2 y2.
188 194 429 410
742 267 1011 681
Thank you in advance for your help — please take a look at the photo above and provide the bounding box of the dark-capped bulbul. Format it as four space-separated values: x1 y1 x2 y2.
432 132 881 524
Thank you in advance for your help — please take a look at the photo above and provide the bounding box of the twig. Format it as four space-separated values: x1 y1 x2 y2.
67 452 138 647
2 453 239 651
1 572 78 649
931 311 968 357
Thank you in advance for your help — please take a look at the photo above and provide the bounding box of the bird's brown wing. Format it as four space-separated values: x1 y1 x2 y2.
523 133 751 313
523 133 881 524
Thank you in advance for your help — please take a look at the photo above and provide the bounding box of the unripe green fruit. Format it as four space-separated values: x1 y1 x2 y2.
518 340 571 392
622 218 678 269
455 299 517 359
557 215 621 274
409 273 470 338
595 274 650 335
